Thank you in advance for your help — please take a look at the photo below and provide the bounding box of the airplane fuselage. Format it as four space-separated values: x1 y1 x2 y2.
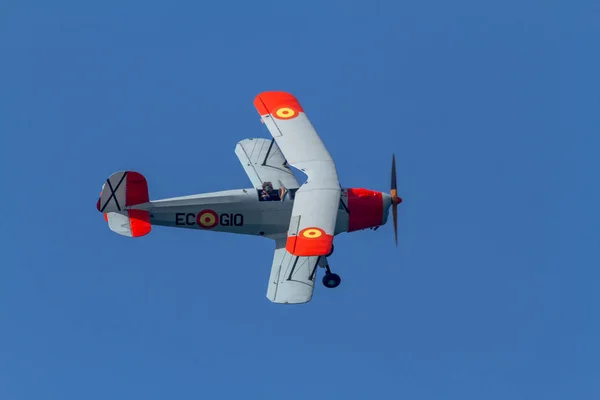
139 187 392 239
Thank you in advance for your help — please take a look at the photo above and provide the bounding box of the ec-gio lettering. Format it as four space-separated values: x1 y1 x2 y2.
176 212 244 227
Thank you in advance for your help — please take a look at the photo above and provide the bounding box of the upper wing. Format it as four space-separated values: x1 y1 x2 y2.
235 138 299 190
267 238 327 304
254 92 341 256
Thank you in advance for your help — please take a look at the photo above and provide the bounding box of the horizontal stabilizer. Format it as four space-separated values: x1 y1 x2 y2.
105 210 151 237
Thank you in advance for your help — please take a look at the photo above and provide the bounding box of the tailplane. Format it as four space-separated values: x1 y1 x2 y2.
96 171 151 237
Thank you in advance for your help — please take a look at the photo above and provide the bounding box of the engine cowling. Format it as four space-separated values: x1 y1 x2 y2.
345 188 391 232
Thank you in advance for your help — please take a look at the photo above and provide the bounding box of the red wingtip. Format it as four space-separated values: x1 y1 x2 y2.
254 91 304 119
286 227 333 256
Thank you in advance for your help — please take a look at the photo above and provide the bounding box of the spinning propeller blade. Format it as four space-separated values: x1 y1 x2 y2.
390 154 402 246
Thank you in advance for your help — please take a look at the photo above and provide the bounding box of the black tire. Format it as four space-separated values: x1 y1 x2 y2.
322 273 341 288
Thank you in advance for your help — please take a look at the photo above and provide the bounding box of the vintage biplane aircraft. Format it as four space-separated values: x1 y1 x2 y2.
96 92 402 304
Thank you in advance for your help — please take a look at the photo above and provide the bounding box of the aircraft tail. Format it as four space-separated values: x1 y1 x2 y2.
96 171 151 237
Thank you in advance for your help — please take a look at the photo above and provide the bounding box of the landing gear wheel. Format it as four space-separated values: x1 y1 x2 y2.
322 273 341 288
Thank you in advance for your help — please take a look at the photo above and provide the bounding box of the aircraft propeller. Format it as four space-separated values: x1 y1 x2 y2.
390 153 403 246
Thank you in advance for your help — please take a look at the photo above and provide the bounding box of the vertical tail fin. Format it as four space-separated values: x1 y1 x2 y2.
97 171 149 213
96 171 151 237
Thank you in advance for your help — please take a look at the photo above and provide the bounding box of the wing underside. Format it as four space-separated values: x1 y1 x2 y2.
267 238 326 304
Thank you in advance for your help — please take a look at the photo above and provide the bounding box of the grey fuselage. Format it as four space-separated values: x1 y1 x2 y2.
137 187 391 239
139 188 352 239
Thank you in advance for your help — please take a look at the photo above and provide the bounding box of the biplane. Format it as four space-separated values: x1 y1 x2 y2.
96 92 402 304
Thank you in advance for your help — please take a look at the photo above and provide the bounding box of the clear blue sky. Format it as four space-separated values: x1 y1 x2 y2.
1 1 599 399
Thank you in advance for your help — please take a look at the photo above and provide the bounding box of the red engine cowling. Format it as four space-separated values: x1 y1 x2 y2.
346 188 386 232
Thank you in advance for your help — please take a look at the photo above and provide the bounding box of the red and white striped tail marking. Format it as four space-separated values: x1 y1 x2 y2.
97 171 151 238
104 209 151 237
98 171 149 213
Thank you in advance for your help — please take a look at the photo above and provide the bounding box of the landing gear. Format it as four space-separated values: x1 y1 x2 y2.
323 273 341 288
321 263 341 288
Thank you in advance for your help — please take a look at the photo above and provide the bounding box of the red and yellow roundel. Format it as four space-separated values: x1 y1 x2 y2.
196 209 218 229
286 227 333 256
300 227 325 239
274 107 297 119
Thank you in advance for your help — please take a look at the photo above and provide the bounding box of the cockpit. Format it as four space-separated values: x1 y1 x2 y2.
257 181 297 201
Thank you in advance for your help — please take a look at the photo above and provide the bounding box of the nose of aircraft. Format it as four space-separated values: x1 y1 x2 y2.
381 192 393 224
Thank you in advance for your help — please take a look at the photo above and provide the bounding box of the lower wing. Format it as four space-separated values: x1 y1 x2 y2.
266 238 328 304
